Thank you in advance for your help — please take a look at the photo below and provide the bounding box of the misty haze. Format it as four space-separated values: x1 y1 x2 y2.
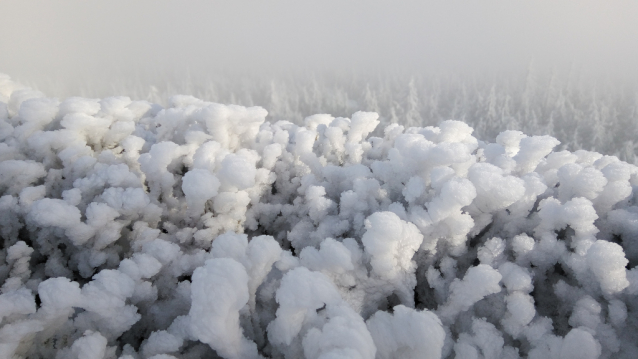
2 1 638 359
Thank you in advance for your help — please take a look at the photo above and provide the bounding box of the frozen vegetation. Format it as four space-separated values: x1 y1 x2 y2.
1 72 638 359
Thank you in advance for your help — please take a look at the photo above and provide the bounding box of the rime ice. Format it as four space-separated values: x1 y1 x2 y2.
0 73 637 358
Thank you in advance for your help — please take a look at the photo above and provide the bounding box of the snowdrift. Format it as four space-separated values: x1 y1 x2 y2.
1 73 638 359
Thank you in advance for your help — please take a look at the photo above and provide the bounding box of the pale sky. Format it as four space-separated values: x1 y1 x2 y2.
1 0 637 95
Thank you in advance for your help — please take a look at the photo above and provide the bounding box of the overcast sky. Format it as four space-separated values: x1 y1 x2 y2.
1 0 637 95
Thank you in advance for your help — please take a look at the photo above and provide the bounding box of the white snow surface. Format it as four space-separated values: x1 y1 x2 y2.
1 74 638 358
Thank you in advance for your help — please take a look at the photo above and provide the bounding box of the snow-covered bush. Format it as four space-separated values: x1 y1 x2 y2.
1 73 638 358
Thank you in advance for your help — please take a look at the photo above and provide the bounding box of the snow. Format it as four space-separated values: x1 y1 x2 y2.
1 73 638 358
367 305 444 359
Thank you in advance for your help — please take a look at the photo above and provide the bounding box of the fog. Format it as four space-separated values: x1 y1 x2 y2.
2 0 637 98
3 3 638 358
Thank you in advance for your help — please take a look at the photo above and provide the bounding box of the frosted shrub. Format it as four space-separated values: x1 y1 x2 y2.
1 74 638 359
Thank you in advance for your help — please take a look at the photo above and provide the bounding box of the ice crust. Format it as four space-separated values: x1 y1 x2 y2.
1 74 638 358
